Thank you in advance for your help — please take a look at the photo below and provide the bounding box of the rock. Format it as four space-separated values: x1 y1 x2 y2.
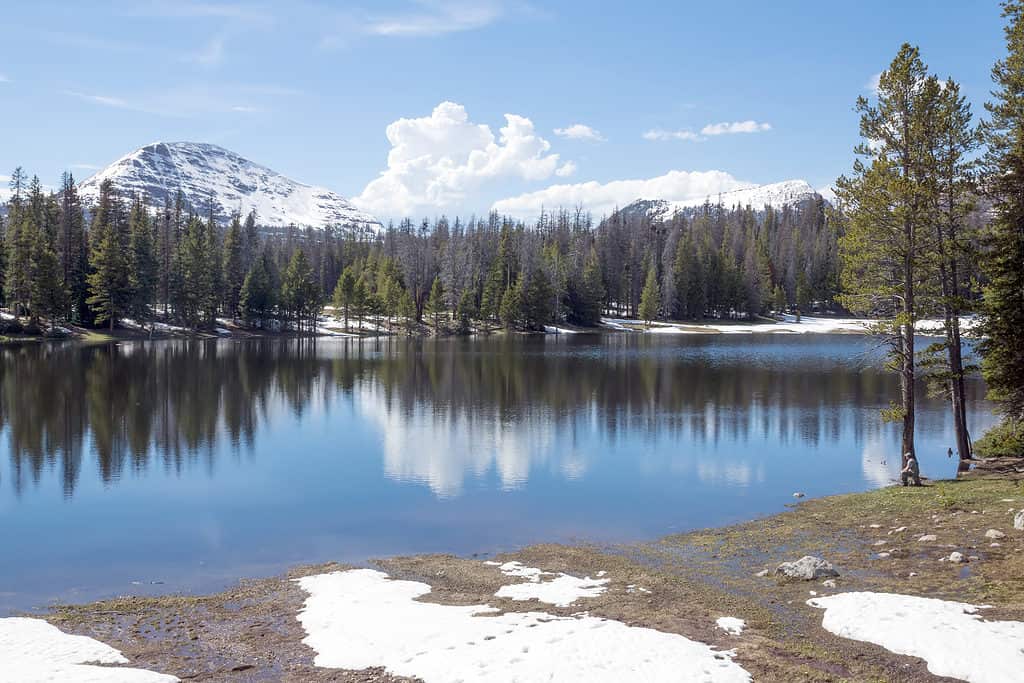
822 579 837 588
908 572 918 577
876 552 891 559
1014 510 1024 531
991 542 1002 547
873 540 887 546
985 529 1006 540
793 492 805 498
917 534 937 542
755 569 770 577
775 556 838 581
868 524 882 529
948 551 966 563
889 526 907 535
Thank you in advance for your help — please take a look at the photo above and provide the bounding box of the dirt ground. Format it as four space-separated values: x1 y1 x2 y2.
43 469 1024 682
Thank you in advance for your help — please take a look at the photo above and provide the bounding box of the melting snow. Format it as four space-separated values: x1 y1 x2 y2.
809 592 1024 683
496 573 610 607
296 569 751 682
0 617 178 682
716 617 746 636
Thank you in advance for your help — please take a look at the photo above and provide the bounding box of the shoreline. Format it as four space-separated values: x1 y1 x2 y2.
29 466 1024 681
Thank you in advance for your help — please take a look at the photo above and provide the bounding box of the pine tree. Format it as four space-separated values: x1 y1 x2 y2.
127 196 157 325
639 264 660 327
836 44 941 463
499 276 522 329
86 180 131 330
222 215 245 318
522 268 553 330
171 217 212 329
332 267 356 330
57 172 88 323
426 276 445 333
980 1 1024 423
281 249 321 331
567 247 605 326
239 254 274 325
455 288 476 334
29 223 66 325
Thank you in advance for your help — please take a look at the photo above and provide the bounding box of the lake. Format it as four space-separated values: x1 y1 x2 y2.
0 334 996 613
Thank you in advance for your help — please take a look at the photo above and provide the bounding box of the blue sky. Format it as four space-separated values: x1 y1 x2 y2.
0 0 1006 220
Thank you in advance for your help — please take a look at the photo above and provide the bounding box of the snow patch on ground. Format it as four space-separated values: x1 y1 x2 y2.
0 617 178 682
809 592 1024 683
496 573 610 607
296 569 750 682
544 325 579 335
716 617 746 636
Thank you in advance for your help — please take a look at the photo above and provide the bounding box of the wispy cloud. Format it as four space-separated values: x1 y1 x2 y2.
320 0 520 48
63 90 134 109
644 120 771 142
554 124 605 142
61 84 285 117
367 1 505 37
0 73 9 83
188 34 227 66
700 120 771 136
39 30 142 53
122 1 274 24
643 129 702 142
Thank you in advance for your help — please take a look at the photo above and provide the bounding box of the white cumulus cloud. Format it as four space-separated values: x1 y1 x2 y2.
554 123 605 142
492 169 752 219
700 120 772 136
354 101 566 218
555 161 577 177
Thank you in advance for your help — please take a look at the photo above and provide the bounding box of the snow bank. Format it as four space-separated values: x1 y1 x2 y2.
496 573 609 607
808 592 1024 683
716 617 746 636
296 569 751 682
0 617 178 682
492 561 609 607
646 315 869 335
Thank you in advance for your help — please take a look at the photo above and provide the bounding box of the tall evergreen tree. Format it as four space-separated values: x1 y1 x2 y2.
836 44 940 463
222 215 245 318
57 172 88 323
127 196 157 325
426 276 445 333
85 180 131 330
980 1 1024 423
639 264 660 327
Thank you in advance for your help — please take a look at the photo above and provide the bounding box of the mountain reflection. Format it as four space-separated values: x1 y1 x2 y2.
0 336 989 498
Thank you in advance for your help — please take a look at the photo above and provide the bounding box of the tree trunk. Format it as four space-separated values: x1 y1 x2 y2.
901 225 916 465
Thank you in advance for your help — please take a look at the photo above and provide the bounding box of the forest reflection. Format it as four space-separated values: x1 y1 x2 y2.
1 336 987 498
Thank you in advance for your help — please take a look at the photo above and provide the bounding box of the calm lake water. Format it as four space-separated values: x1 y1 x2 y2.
0 334 996 613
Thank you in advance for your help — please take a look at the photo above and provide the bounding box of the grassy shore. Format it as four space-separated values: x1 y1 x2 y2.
43 468 1023 682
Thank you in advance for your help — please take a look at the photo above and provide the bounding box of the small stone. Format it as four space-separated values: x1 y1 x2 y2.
755 569 770 577
822 579 837 588
991 542 1002 547
809 590 817 596
868 524 882 529
876 552 891 559
1014 510 1024 531
985 529 1006 540
908 572 918 577
918 534 937 542
968 555 980 561
774 556 839 581
948 551 966 563
889 526 907 535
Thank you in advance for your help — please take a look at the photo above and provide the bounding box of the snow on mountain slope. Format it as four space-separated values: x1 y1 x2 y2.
79 142 380 229
630 179 824 221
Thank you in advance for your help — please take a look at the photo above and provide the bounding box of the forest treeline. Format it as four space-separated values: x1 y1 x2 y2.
0 172 848 336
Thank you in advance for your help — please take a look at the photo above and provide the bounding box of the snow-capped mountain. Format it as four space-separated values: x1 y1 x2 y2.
79 142 379 230
627 179 825 221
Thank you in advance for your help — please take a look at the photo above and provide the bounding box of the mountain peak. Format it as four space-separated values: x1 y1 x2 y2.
79 141 379 229
631 179 824 221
